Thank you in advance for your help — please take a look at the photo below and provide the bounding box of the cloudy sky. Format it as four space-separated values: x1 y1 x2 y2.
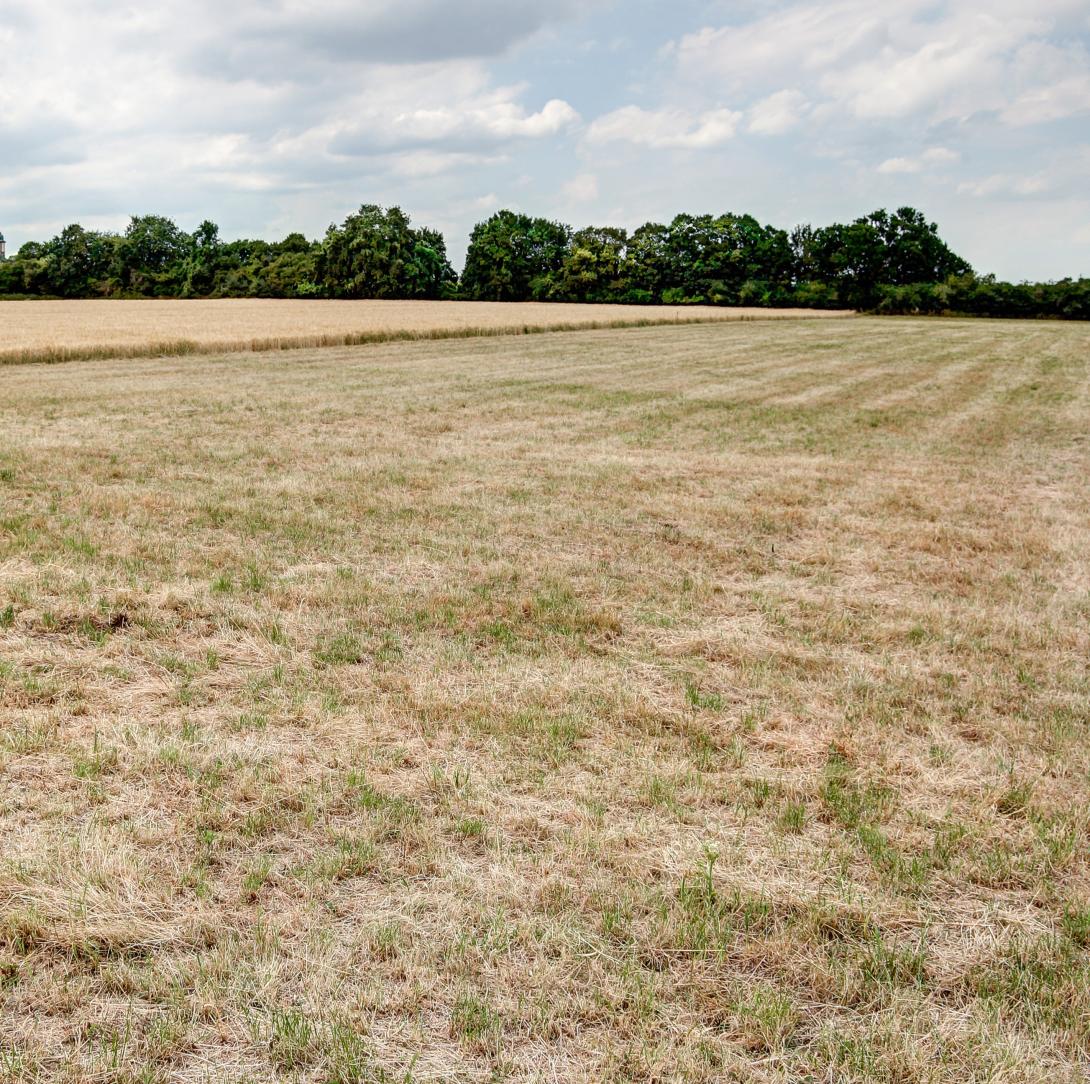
2 0 1088 279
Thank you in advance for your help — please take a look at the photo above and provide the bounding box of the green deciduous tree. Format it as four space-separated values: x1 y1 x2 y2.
552 227 628 302
461 211 571 301
116 214 190 295
316 205 455 299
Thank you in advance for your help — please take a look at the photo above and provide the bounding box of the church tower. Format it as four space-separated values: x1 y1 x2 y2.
0 232 6 261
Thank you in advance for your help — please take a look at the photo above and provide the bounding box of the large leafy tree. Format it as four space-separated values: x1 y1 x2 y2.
869 207 972 283
317 205 455 299
461 210 571 301
179 219 222 297
114 214 190 294
659 213 793 304
402 226 458 299
39 224 118 297
620 222 672 302
552 227 628 302
803 207 972 307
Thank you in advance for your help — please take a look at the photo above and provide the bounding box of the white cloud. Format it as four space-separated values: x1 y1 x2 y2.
1002 73 1090 125
958 173 1051 197
748 90 808 135
877 157 922 175
562 173 599 202
389 98 579 143
587 106 741 149
671 1 1090 127
877 147 959 173
384 150 508 179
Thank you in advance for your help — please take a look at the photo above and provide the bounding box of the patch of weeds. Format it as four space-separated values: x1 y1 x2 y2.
0 960 20 991
684 680 724 712
738 777 774 813
1030 809 1082 871
427 762 471 802
161 653 196 678
482 619 518 651
929 819 970 871
62 535 98 559
1061 907 1090 949
264 622 289 647
1038 704 1080 752
73 734 118 780
1016 666 1038 690
506 709 585 768
311 836 377 882
211 572 233 595
0 604 14 628
777 800 807 834
723 735 747 769
0 906 45 956
316 631 366 667
847 930 928 1003
740 706 766 732
858 826 929 895
490 584 622 651
234 711 268 733
450 993 503 1054
666 847 777 957
599 898 633 941
243 564 267 592
995 778 1034 817
819 747 894 830
687 727 721 772
0 662 58 705
346 772 419 825
1 720 56 755
455 817 485 841
266 1008 316 1072
326 1019 395 1084
645 774 680 812
368 922 405 962
242 857 273 902
374 631 403 664
730 983 798 1053
77 616 111 645
969 934 1090 1039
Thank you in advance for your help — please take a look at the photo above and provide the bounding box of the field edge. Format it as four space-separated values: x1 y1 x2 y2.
0 310 854 367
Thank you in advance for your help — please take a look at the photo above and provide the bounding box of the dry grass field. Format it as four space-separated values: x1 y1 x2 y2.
1 317 1088 1083
0 299 850 367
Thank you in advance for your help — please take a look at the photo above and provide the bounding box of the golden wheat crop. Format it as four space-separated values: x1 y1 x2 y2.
0 298 851 365
1 318 1088 1082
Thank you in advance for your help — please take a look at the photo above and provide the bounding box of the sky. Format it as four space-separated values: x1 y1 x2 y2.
1 0 1088 280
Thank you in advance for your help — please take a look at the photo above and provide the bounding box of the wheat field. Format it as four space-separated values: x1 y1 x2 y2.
0 299 851 366
1 317 1088 1082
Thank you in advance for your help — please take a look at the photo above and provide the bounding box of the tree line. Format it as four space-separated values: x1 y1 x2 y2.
1 204 1086 319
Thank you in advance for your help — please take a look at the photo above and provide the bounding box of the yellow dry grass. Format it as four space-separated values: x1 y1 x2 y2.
0 299 851 366
1 317 1088 1082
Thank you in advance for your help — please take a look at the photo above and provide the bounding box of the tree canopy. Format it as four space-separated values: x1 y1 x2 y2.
0 203 1085 320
